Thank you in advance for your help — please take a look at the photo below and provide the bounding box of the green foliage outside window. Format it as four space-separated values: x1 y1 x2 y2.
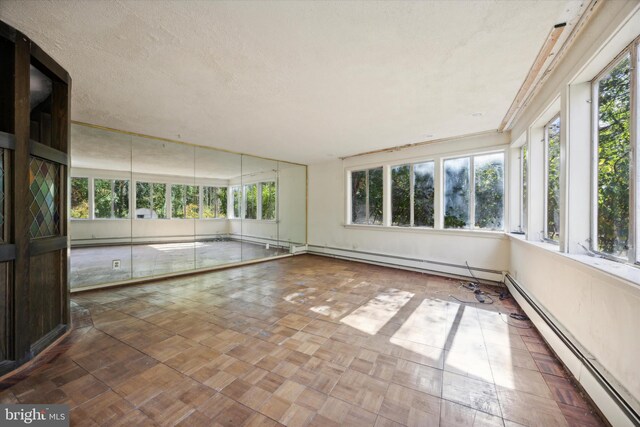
391 165 410 226
545 117 561 241
245 184 257 219
113 180 129 218
153 184 167 218
596 55 631 256
71 177 89 219
136 182 151 210
171 185 185 219
351 171 367 224
261 182 276 220
94 179 111 218
186 185 199 219
233 187 242 218
444 158 470 228
474 153 504 230
414 162 435 227
203 186 227 219
368 168 383 225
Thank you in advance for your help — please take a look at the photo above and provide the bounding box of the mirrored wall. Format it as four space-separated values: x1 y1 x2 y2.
69 124 306 289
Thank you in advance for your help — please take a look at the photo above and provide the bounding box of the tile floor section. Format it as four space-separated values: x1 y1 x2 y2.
0 255 605 426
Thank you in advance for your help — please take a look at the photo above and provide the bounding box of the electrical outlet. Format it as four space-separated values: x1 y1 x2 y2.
266 243 270 250
112 260 121 270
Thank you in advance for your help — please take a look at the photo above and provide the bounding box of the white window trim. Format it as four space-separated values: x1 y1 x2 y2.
345 147 507 233
590 36 640 264
389 161 436 228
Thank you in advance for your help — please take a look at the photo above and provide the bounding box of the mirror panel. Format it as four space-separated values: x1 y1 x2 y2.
69 123 307 289
131 136 196 278
70 125 132 288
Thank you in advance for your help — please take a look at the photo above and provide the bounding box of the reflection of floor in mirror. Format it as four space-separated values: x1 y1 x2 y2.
70 240 289 289
1 255 605 427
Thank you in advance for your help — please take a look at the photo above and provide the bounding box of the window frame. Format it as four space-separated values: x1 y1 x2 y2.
543 114 561 244
70 176 90 220
520 144 528 233
259 181 277 221
441 151 505 231
349 167 383 226
590 38 639 264
390 160 436 228
134 181 168 220
93 177 131 220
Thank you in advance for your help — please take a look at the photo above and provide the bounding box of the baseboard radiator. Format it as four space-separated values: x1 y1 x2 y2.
505 274 640 427
307 244 505 284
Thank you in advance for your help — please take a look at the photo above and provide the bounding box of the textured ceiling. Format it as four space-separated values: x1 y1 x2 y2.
1 1 582 164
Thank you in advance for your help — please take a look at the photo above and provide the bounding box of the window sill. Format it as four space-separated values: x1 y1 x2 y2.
343 224 507 239
508 234 640 288
228 218 277 223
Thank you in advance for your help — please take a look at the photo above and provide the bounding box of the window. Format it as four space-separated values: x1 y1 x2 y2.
203 186 227 219
351 167 383 225
261 181 276 220
171 184 199 219
391 161 435 227
232 186 242 218
171 185 185 219
474 153 504 230
593 53 632 258
244 184 257 219
185 185 199 219
71 177 89 219
136 182 166 219
444 157 470 228
444 153 505 230
544 116 561 242
94 179 129 219
521 144 528 232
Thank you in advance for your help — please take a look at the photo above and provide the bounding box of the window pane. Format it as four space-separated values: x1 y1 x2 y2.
391 165 410 226
474 153 504 230
172 184 185 218
113 180 129 218
522 145 528 231
186 185 199 219
233 187 242 218
368 167 383 225
153 183 167 219
71 177 89 219
217 187 227 218
444 157 470 229
202 186 216 219
245 184 257 219
136 182 151 219
596 55 631 257
94 179 112 219
414 162 435 227
261 182 276 220
351 171 367 224
546 117 561 241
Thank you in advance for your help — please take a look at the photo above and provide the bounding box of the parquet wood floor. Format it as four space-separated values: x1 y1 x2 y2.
0 255 605 426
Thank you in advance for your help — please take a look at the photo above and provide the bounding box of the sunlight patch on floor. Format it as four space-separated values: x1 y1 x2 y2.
340 288 414 335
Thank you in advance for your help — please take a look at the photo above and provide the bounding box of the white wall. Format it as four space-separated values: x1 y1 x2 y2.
507 0 640 412
308 131 511 281
511 238 640 405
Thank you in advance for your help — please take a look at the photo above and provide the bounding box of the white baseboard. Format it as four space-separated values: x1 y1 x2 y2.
307 244 505 284
505 274 639 427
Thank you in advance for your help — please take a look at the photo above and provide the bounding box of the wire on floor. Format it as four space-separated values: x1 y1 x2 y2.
499 312 532 329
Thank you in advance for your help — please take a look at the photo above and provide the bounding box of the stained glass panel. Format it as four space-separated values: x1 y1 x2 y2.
29 157 60 239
